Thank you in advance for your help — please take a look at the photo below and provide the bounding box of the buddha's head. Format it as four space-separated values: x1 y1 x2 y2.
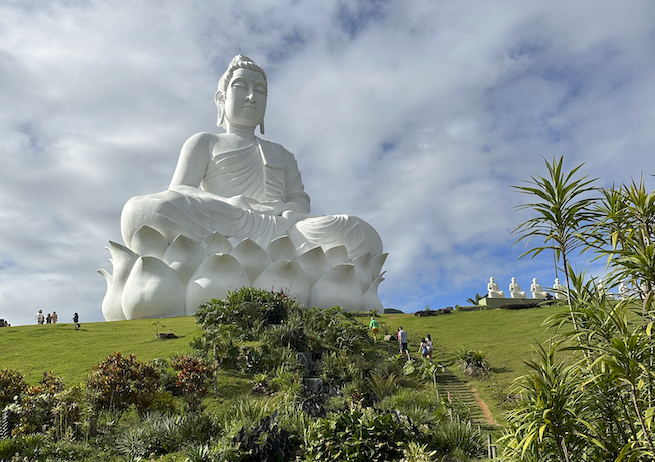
215 55 268 134
532 278 537 283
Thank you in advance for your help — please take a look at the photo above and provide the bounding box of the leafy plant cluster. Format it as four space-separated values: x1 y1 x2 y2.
501 158 655 461
0 287 490 461
0 349 215 460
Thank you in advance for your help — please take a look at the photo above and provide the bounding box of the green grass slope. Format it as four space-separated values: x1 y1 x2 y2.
0 317 201 385
367 304 571 419
1 305 568 420
376 306 568 379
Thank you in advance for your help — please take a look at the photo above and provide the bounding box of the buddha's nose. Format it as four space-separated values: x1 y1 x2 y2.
245 93 255 102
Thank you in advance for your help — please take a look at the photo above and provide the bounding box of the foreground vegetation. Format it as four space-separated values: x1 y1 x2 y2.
499 158 655 461
2 288 506 461
3 156 653 461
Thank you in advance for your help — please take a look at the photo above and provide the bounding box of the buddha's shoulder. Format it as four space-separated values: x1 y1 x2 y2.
184 132 221 145
181 132 221 153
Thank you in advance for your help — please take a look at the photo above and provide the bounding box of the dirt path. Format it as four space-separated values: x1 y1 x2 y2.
470 387 500 427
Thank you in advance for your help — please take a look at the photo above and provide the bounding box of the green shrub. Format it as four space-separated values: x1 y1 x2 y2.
185 443 216 462
303 408 408 462
196 288 296 338
0 369 26 409
433 417 485 458
233 410 296 462
455 348 489 369
367 372 399 401
171 354 215 412
179 412 221 446
319 350 365 388
10 371 70 436
0 437 20 459
86 352 160 417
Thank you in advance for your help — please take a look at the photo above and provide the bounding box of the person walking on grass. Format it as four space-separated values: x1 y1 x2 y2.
52 311 58 324
426 333 433 359
398 326 410 360
369 317 379 343
73 312 80 330
35 309 44 325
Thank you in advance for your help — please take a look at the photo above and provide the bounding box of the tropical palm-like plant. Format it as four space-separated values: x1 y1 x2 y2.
503 164 655 461
512 156 599 330
499 342 590 462
586 178 655 315
465 294 484 305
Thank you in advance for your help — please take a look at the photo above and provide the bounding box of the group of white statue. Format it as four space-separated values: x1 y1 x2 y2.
487 277 567 300
488 277 636 301
99 55 386 321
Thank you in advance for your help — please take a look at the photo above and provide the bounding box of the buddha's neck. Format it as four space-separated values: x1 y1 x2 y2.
225 123 257 140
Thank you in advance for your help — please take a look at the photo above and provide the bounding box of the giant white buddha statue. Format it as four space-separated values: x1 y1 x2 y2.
509 277 526 299
100 55 386 320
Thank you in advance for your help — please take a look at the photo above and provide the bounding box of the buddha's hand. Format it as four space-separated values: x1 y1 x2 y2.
225 195 259 210
252 200 295 216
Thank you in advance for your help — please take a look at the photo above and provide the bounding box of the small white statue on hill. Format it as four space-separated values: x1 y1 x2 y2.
618 281 631 300
487 277 505 298
509 277 526 299
553 278 567 300
530 278 547 299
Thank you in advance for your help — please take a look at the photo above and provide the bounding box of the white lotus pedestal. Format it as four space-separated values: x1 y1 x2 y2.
99 226 387 321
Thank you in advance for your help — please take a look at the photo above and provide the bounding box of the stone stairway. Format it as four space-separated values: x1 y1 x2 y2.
434 369 498 430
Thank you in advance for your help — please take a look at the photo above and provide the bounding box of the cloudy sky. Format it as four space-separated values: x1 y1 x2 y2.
1 0 654 326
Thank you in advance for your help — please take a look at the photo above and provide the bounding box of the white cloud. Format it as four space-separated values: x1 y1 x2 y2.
0 0 654 325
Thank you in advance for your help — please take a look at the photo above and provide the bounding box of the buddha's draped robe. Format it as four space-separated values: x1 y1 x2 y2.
121 137 382 258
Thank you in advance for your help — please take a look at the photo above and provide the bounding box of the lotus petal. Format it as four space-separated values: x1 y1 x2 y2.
353 252 372 294
325 245 348 268
371 253 388 279
362 276 385 312
185 254 250 315
202 231 233 255
266 235 297 261
253 260 310 307
294 246 329 288
230 239 271 283
131 225 168 258
122 256 185 319
309 264 362 312
98 241 138 321
162 235 205 286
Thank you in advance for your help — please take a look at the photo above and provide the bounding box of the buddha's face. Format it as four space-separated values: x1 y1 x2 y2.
224 68 267 131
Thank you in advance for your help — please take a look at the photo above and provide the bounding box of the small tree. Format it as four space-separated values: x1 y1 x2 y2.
512 156 598 330
171 354 215 412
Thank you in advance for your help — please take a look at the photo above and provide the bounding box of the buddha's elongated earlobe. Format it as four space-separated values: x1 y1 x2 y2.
215 90 225 128
217 105 225 128
259 120 265 135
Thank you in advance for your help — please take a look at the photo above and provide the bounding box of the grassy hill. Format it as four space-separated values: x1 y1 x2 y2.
0 317 202 385
0 303 570 423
